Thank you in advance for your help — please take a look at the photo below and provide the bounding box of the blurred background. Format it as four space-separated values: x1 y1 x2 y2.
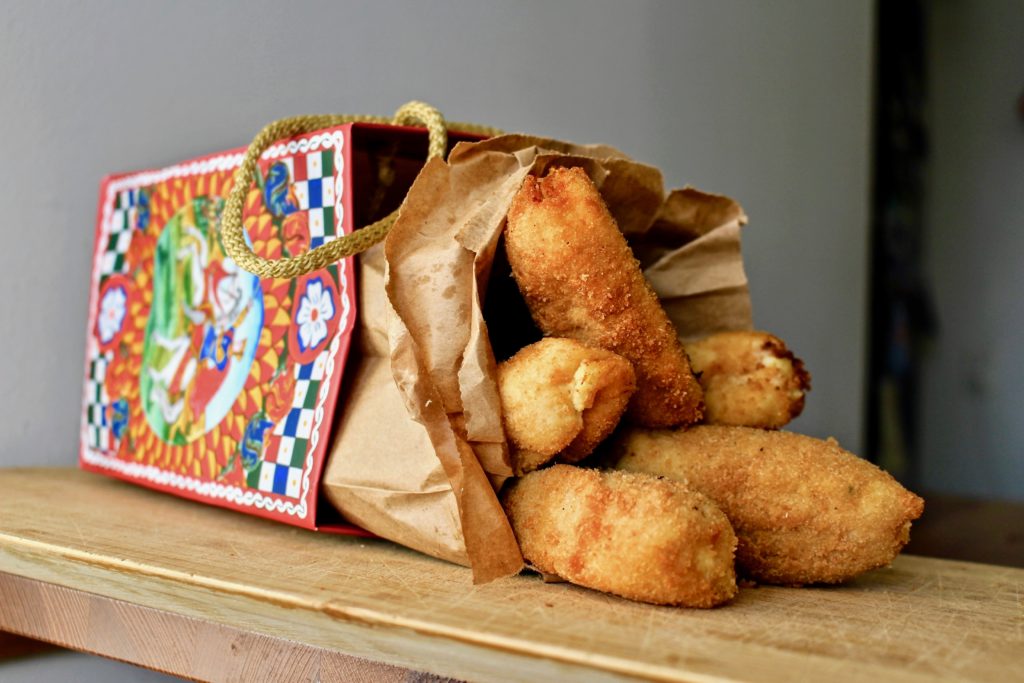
0 0 1020 680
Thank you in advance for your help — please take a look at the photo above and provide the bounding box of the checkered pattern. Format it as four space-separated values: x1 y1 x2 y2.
290 151 338 248
244 147 342 498
248 352 328 498
89 189 142 450
99 190 138 276
85 354 111 451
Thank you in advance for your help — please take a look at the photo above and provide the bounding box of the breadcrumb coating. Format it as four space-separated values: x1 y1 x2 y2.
505 166 703 429
498 338 636 474
611 425 925 585
685 330 811 429
502 465 737 607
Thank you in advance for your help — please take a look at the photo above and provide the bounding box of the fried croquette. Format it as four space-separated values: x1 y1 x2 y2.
497 338 636 474
501 465 737 607
684 330 811 429
610 425 924 585
505 166 703 429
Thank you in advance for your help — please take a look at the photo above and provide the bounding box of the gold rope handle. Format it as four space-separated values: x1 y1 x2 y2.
220 101 500 279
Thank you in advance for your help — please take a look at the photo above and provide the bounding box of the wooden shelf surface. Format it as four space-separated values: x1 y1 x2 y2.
0 468 1021 683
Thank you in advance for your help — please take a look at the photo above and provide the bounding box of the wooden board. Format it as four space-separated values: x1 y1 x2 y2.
0 468 1021 683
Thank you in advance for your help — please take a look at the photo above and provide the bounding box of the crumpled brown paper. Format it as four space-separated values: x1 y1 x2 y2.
321 134 751 583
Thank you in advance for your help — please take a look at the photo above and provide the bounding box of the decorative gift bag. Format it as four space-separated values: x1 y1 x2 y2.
80 103 482 531
81 102 752 583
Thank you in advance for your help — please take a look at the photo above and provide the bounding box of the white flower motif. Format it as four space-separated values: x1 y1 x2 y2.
98 285 127 344
295 278 335 351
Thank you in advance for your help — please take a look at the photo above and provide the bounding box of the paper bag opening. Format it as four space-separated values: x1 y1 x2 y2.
322 133 752 583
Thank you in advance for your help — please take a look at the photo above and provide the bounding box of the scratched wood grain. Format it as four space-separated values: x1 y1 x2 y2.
0 468 1021 683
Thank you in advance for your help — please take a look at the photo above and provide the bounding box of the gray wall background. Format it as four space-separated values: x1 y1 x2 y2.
0 1 872 680
920 0 1024 502
0 0 875 461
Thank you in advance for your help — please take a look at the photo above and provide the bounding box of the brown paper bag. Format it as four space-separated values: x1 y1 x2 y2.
321 134 751 582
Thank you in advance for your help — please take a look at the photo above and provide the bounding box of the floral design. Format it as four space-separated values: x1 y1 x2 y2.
95 277 132 350
98 286 127 343
296 277 335 352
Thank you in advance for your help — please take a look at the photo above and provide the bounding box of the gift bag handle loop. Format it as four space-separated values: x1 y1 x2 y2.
221 101 499 279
